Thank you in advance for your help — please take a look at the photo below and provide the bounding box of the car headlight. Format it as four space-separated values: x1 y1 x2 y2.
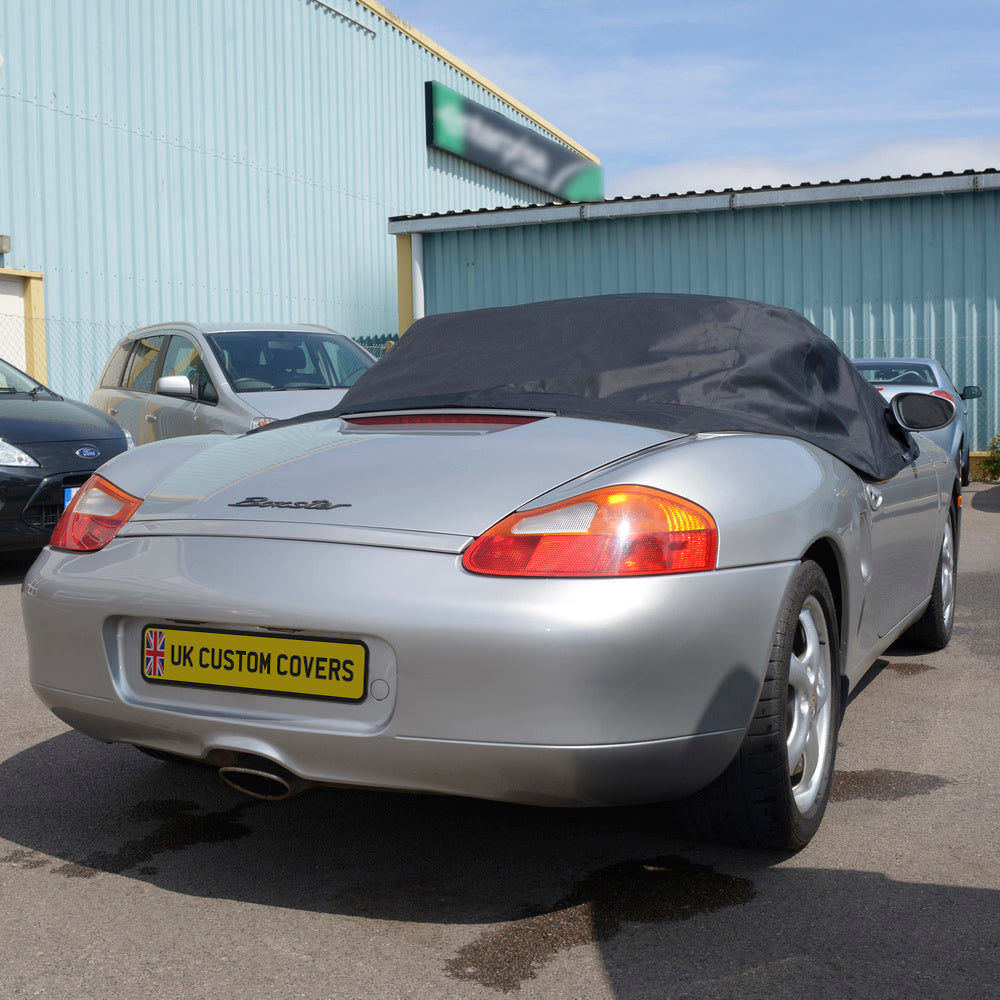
0 438 40 467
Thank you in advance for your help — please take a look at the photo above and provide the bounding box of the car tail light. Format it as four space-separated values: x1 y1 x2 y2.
49 475 142 552
463 485 718 577
930 390 956 404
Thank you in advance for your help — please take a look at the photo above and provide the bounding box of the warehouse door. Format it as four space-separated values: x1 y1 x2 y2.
0 274 26 369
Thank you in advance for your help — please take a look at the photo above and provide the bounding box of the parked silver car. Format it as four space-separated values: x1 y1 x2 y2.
852 357 982 485
26 295 961 850
90 323 375 444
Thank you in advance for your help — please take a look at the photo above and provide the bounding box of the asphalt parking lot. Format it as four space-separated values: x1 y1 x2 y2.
1 486 998 1000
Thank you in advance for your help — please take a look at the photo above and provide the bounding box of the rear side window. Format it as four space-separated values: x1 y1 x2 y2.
124 336 165 391
856 363 936 386
99 341 133 388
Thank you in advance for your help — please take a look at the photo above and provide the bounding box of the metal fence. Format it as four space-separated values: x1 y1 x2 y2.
354 336 394 360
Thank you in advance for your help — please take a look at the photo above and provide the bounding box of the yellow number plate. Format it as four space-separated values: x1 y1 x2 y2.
141 626 367 702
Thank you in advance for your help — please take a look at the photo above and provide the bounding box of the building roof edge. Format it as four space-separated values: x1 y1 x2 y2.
387 168 1000 233
353 1 599 163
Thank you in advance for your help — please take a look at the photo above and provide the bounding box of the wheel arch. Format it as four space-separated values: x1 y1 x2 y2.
950 480 963 565
801 536 849 711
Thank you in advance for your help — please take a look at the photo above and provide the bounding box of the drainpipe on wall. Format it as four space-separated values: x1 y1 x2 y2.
394 232 425 336
410 233 424 326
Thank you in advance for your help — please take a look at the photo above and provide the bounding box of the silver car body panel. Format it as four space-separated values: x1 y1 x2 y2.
102 416 683 538
23 413 957 806
90 322 372 442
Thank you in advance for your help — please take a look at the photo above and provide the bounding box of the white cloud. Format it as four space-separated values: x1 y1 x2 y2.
392 2 1000 196
445 40 1000 180
609 136 1000 197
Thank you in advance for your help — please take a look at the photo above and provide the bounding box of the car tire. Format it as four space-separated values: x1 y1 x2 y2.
902 511 956 651
673 560 840 850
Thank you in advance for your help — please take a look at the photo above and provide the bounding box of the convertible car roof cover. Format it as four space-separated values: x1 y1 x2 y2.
328 293 912 481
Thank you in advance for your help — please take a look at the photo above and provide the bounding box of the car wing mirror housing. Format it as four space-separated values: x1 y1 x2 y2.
891 391 956 431
961 385 983 400
156 374 194 398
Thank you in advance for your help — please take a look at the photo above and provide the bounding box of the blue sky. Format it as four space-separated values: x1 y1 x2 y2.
386 0 1000 197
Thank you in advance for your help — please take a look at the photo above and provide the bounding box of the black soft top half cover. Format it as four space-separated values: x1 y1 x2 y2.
331 294 912 481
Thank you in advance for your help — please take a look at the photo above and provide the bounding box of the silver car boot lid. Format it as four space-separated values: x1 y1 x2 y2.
122 414 685 538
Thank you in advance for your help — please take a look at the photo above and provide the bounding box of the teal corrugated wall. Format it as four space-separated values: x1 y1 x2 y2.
421 191 1000 451
0 0 559 398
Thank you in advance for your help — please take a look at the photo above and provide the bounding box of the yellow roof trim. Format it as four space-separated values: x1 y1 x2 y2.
0 267 45 279
354 1 599 164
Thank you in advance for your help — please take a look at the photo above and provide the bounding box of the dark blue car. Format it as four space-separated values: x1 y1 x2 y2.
1 356 132 552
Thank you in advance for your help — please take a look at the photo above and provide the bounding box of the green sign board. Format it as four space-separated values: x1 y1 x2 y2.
425 81 603 203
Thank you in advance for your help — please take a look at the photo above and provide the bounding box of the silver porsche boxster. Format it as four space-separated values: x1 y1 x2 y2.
22 295 961 850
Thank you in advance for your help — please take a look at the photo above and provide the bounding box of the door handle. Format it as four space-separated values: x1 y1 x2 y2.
109 408 118 416
145 413 158 422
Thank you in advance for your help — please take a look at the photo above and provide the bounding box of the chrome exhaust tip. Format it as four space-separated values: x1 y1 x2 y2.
219 758 310 800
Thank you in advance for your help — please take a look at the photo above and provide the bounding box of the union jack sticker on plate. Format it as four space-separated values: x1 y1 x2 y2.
144 628 166 677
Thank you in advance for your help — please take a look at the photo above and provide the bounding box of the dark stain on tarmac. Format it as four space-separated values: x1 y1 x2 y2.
445 855 755 992
0 847 51 870
885 661 935 676
50 799 253 878
831 768 952 801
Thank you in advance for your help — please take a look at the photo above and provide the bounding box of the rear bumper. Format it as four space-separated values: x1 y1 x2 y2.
23 535 797 805
34 687 744 806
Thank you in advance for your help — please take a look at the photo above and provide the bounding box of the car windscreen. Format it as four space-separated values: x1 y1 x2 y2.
0 356 57 397
854 362 936 387
205 331 373 392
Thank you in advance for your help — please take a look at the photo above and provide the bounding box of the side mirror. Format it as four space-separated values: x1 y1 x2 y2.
961 385 982 400
890 392 956 431
156 374 194 398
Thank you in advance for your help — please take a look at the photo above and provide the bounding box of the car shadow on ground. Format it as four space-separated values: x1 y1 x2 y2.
847 650 938 704
0 731 995 998
969 483 1000 512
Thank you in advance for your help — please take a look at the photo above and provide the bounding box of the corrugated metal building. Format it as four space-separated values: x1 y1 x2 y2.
0 0 598 398
389 171 1000 451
